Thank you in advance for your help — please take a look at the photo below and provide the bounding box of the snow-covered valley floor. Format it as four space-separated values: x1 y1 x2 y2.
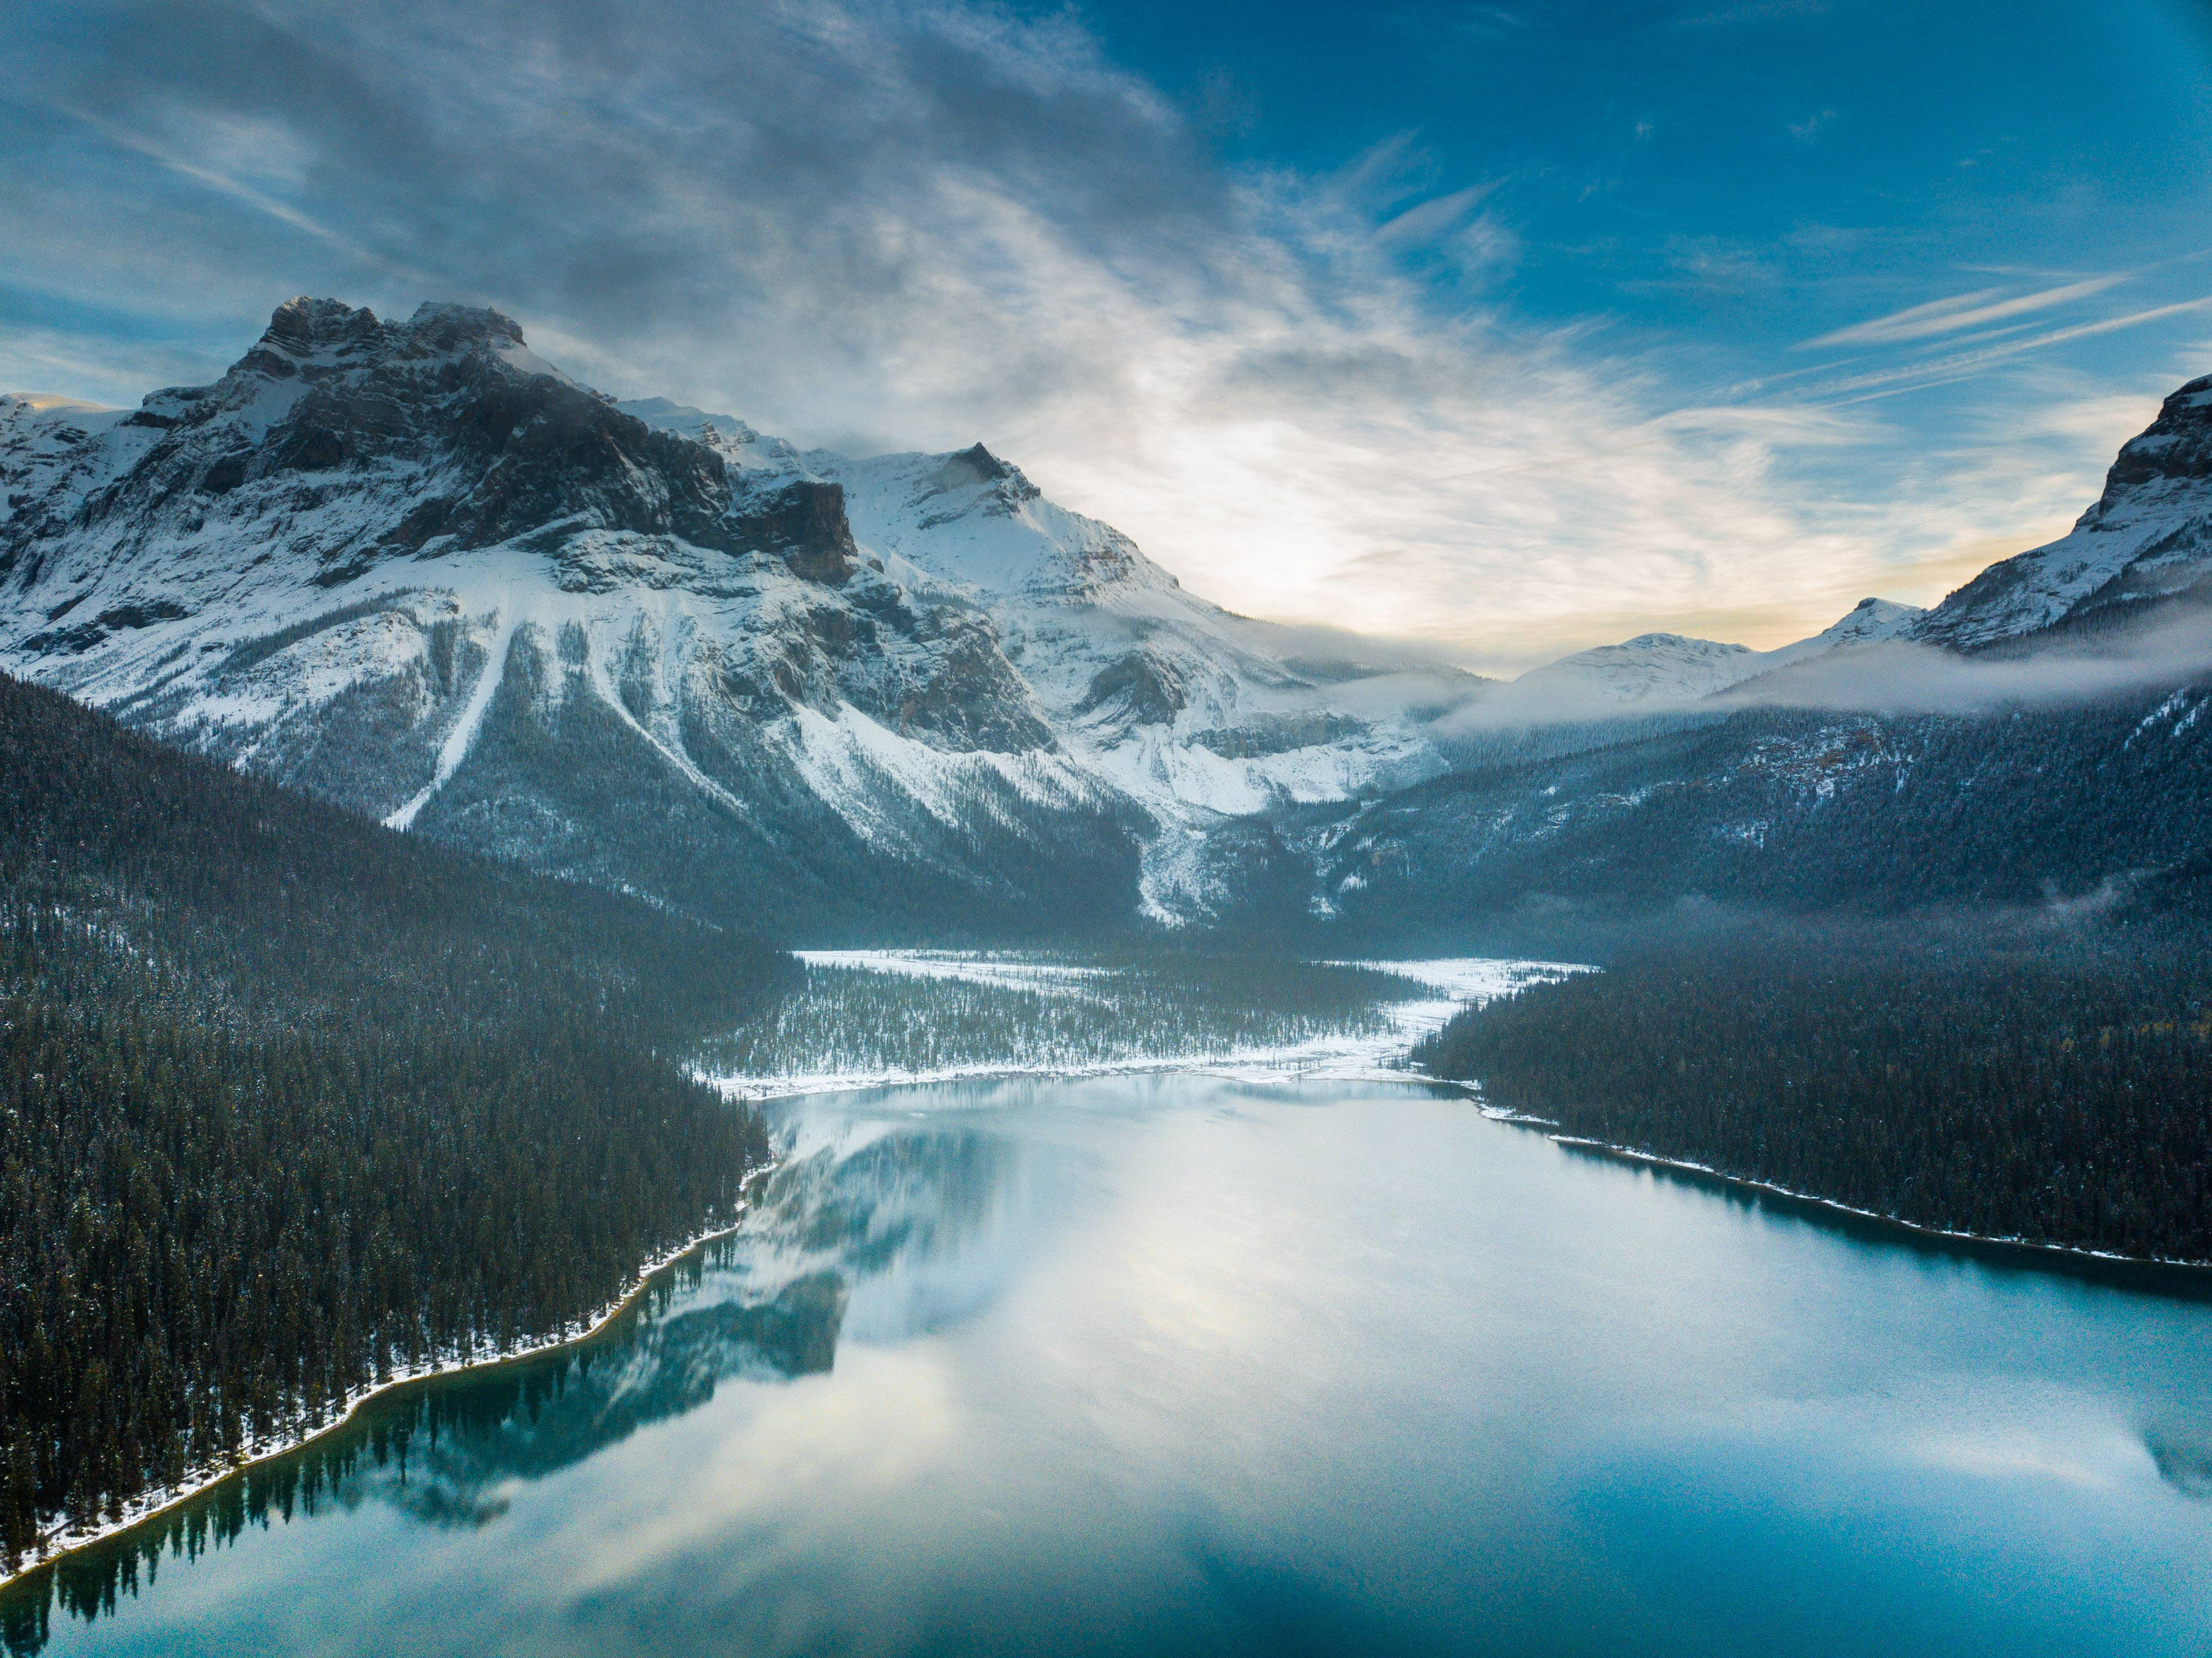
704 951 1590 1100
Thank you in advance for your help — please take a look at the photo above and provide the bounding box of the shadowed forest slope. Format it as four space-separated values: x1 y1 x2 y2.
0 670 795 1572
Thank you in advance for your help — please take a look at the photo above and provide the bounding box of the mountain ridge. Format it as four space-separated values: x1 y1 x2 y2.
4 297 2208 938
0 299 1472 933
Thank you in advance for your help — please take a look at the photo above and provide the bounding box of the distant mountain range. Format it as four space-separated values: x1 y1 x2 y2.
1499 598 1926 712
4 299 2208 940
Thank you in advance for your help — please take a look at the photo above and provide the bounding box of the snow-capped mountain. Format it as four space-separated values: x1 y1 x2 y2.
1913 375 2212 648
0 298 1470 933
1508 632 1759 706
1759 596 1924 666
616 397 1481 918
1501 598 1926 712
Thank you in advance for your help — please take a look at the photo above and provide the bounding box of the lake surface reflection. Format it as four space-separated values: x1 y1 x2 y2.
10 1072 2212 1657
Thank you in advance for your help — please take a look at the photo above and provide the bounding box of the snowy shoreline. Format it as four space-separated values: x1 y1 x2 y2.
1462 1100 2212 1274
709 1044 1449 1102
706 952 1589 1102
0 1183 773 1594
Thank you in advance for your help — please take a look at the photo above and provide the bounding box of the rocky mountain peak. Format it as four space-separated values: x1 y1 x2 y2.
257 296 384 360
939 443 1015 484
402 300 528 353
4 293 874 598
953 442 1004 474
235 297 540 390
2090 372 2212 516
925 442 1041 516
1914 369 2212 649
1818 597 1921 639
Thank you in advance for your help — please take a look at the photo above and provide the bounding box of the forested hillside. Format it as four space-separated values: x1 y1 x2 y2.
1298 679 2212 944
1416 920 2212 1262
0 671 795 1573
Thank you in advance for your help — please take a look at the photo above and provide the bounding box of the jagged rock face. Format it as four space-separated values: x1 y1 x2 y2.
1078 651 1188 726
0 299 1121 939
2103 377 2212 498
729 479 860 584
4 297 854 594
1915 375 2212 649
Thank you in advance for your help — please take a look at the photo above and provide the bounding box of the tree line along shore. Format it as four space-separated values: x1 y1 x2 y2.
1416 916 2212 1266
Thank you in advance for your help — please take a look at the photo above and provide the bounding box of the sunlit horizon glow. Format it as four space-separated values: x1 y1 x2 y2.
4 0 2208 671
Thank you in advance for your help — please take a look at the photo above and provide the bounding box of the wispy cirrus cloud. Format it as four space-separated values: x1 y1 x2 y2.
1804 274 2131 347
1817 296 2212 402
1375 181 1502 246
50 100 422 280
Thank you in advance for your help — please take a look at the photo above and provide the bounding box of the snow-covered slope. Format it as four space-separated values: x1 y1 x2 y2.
1509 632 1759 707
0 298 1474 934
0 299 1147 937
1913 375 2212 648
1502 598 1926 712
619 400 1481 919
1761 597 1924 666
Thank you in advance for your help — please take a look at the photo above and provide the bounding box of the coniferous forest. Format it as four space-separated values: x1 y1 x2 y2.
0 671 794 1572
1415 919 2212 1263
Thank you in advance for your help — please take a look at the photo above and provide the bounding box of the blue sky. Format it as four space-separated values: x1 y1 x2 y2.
1109 0 2212 403
4 0 2209 665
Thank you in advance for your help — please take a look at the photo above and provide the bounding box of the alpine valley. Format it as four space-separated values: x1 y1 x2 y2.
4 298 2210 943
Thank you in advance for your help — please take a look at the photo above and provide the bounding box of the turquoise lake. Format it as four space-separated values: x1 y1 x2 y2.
7 1072 2211 1657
